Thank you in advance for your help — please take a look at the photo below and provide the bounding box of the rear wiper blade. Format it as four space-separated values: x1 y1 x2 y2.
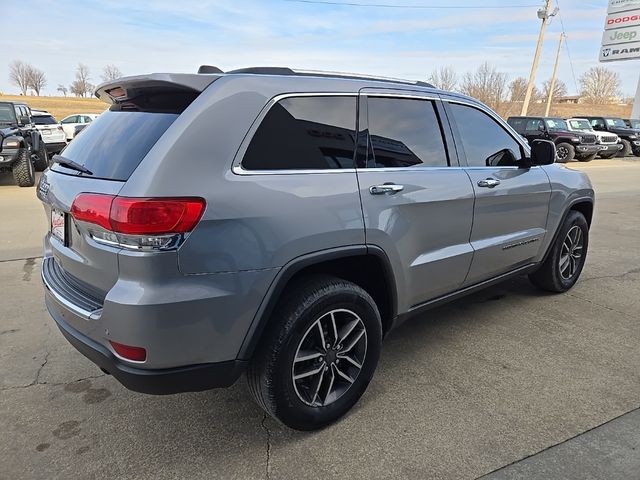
52 155 93 175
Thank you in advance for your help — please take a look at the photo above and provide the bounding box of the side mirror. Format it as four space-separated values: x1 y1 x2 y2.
18 115 30 126
530 139 556 165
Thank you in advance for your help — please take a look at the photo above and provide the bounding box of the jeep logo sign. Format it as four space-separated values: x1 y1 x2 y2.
600 0 640 61
601 25 640 45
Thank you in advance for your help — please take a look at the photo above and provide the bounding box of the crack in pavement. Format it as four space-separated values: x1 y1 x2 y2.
0 255 43 264
0 373 107 392
565 292 635 319
261 414 272 480
581 267 640 283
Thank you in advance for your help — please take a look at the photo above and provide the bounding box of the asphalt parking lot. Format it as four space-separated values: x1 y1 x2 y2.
1 159 639 480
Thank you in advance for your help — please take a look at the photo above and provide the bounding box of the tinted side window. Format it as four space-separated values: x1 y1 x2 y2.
366 97 448 168
449 103 523 167
508 118 526 133
242 96 356 170
62 116 77 124
525 119 543 132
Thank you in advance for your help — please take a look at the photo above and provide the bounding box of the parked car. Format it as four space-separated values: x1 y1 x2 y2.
0 101 48 186
39 67 594 430
31 110 67 156
507 116 600 162
59 113 99 141
582 116 640 157
565 117 622 159
623 118 640 130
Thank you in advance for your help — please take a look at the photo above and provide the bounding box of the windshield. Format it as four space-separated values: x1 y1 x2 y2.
568 119 592 131
629 119 640 129
54 109 178 181
0 104 16 125
545 118 568 130
605 118 628 128
33 115 57 125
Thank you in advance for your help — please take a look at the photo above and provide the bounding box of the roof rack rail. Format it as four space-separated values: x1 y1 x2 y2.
221 66 434 88
197 65 224 74
227 67 296 75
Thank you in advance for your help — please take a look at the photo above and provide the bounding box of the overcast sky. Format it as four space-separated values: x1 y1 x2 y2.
2 0 638 97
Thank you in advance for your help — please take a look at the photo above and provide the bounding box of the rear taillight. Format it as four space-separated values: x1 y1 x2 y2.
70 193 205 250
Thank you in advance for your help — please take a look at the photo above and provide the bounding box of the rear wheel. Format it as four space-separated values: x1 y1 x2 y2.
529 210 588 293
617 139 632 157
247 275 382 431
555 142 575 163
33 141 49 171
12 149 35 187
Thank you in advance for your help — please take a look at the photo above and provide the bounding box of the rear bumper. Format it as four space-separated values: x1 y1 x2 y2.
44 141 67 154
49 298 247 394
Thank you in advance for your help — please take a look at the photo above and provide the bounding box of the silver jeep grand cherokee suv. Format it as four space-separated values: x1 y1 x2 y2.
39 66 594 430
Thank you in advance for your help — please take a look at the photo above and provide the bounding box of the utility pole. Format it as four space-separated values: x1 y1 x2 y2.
521 0 558 115
544 33 564 117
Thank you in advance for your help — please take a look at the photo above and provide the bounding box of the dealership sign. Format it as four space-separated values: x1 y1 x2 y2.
600 0 640 61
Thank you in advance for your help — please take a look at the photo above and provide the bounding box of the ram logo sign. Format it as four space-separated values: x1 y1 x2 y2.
601 0 640 61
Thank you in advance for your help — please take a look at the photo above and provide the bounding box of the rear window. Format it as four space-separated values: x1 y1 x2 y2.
33 115 57 125
54 110 178 181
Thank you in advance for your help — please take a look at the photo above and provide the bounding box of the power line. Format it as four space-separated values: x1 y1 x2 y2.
555 0 579 94
284 0 540 9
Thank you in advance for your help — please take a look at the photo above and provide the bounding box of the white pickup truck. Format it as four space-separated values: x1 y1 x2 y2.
566 118 623 159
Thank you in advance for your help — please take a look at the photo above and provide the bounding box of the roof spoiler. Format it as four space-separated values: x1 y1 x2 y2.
95 73 219 104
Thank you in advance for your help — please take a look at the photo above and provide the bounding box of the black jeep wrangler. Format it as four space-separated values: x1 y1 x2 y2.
0 101 49 187
582 116 640 157
507 116 600 163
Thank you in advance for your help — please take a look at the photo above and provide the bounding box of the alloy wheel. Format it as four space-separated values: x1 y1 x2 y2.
559 225 583 280
292 309 367 407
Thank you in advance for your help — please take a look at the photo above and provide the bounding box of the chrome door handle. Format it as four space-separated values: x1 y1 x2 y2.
369 184 404 195
477 178 501 188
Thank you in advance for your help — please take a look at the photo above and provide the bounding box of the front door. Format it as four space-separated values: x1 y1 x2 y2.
444 100 551 285
356 91 475 311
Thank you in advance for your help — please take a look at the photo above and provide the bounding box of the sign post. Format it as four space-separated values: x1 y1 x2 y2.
601 0 640 118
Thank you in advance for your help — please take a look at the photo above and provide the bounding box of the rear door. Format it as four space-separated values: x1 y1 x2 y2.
356 90 475 311
443 99 551 285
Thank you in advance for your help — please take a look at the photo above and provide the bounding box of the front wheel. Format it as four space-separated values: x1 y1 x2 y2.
577 153 597 162
529 210 589 293
247 275 382 431
617 139 632 157
555 142 575 163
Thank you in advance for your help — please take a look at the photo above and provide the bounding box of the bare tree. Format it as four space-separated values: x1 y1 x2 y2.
508 77 542 103
101 64 123 82
460 62 508 110
541 78 567 100
9 60 31 95
70 63 93 97
579 67 621 104
428 66 457 91
57 84 68 97
27 67 46 96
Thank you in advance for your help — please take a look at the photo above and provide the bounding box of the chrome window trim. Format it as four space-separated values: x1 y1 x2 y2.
232 92 358 176
442 97 532 155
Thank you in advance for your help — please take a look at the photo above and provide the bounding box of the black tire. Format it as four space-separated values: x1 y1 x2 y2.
577 153 597 162
529 210 589 293
555 142 575 163
33 140 49 171
12 149 35 187
247 275 382 431
617 139 632 157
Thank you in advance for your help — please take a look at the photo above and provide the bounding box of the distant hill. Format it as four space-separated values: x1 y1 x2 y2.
0 95 105 121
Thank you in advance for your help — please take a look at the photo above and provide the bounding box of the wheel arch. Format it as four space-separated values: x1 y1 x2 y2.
540 197 593 264
237 245 398 360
